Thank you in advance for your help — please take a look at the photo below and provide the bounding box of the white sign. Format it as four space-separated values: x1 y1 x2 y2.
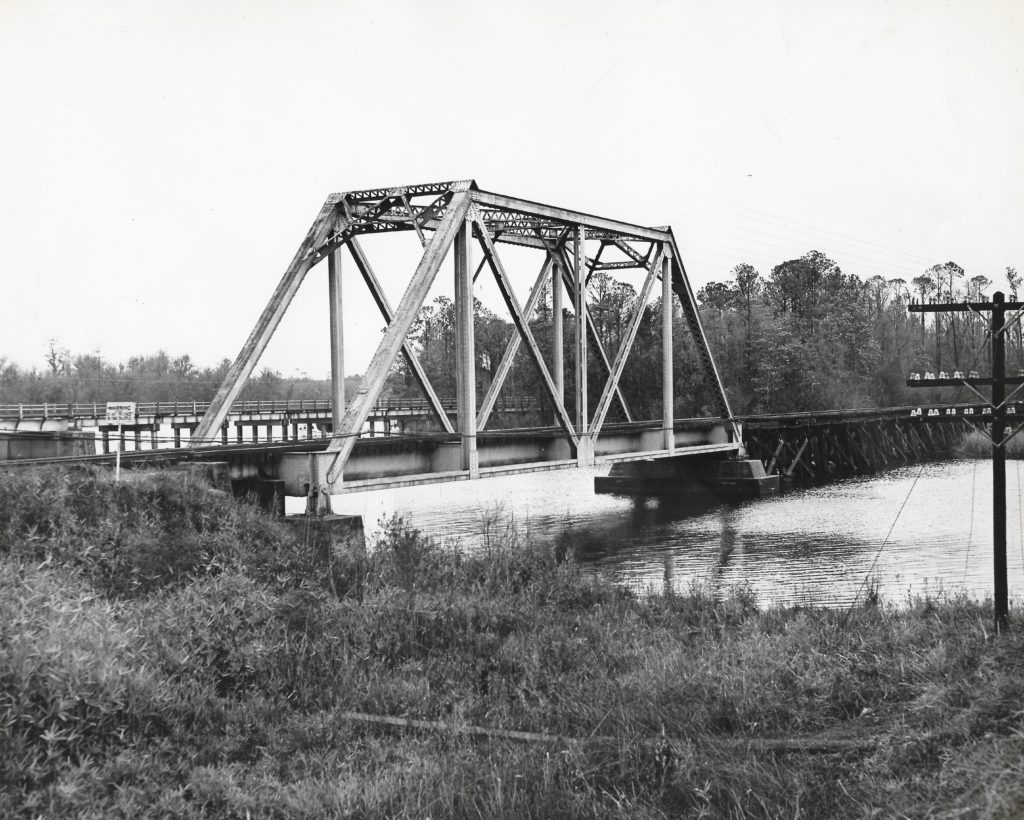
105 402 137 424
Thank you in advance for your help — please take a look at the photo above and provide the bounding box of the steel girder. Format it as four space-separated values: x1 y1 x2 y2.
190 180 733 494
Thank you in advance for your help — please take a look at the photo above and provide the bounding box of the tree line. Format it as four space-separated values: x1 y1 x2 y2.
697 254 1021 414
391 252 1022 420
3 251 1017 419
0 346 353 406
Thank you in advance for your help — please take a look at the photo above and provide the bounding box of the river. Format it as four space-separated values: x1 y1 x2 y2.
309 459 1024 609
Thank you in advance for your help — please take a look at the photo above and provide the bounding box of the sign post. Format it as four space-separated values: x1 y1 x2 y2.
105 402 137 482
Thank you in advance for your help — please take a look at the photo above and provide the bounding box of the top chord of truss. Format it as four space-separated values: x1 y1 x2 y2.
314 180 672 261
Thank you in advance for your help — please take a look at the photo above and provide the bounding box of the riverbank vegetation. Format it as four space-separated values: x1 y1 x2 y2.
2 466 1023 818
960 428 1024 459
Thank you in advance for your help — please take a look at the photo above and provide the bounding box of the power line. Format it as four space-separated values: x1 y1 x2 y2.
689 196 942 268
961 457 977 589
1017 458 1023 578
844 461 928 619
676 212 937 275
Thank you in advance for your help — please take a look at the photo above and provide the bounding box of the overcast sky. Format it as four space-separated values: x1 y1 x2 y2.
3 0 1022 381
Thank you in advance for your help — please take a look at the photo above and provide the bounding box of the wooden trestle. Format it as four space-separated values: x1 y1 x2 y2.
742 409 966 484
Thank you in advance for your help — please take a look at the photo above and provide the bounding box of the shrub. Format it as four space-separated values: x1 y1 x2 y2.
0 466 302 597
0 563 169 793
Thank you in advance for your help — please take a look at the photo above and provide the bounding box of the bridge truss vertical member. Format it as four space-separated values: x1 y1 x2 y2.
554 243 634 423
454 218 478 476
190 180 734 493
552 246 564 423
662 245 674 453
328 248 345 431
574 226 591 465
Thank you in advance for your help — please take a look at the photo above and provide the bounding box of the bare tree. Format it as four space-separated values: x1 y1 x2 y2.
45 339 70 377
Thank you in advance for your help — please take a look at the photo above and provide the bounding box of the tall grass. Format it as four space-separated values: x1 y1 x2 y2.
959 427 1024 458
1 465 1022 817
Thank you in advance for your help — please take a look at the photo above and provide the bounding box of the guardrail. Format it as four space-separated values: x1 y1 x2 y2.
0 397 541 421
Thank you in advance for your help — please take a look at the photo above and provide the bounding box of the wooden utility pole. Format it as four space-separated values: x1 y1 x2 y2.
992 292 1008 631
908 291 1024 633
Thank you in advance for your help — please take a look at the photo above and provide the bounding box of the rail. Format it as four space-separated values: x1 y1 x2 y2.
0 397 540 421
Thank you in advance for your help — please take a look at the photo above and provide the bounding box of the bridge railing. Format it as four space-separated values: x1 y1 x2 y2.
0 396 540 421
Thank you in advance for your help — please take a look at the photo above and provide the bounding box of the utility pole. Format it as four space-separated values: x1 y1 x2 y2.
908 292 1024 633
992 292 1007 634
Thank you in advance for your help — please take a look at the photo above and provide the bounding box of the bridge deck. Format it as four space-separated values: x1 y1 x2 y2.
331 441 740 493
0 404 987 497
0 418 737 492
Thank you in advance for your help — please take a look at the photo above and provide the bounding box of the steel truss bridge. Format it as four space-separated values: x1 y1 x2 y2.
2 182 997 506
182 180 738 507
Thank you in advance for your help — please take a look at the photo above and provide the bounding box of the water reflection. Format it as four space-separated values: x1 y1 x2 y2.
316 460 1024 609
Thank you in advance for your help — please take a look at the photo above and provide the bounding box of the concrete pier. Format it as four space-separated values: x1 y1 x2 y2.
595 456 779 498
0 430 95 461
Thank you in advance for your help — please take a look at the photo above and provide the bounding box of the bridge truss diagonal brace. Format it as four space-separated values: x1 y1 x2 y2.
324 191 473 486
190 195 343 444
346 236 455 434
553 244 635 425
665 232 736 431
475 246 559 430
473 217 579 448
590 246 665 438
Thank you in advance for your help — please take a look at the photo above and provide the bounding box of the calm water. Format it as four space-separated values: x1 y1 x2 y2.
308 459 1024 609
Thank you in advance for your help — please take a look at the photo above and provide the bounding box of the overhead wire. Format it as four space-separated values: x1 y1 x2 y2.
676 212 936 275
678 235 931 282
1018 458 1024 577
690 197 938 267
844 461 928 619
961 457 977 589
669 197 950 283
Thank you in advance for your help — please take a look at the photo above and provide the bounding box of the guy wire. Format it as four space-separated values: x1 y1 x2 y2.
1018 458 1024 575
844 460 927 621
961 457 977 588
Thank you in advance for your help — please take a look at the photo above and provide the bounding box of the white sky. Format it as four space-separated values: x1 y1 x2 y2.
2 0 1022 381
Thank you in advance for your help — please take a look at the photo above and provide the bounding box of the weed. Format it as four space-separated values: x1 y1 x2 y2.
1 466 1023 817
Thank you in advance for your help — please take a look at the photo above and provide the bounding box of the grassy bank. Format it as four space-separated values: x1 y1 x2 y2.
959 428 1024 458
1 467 1023 818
